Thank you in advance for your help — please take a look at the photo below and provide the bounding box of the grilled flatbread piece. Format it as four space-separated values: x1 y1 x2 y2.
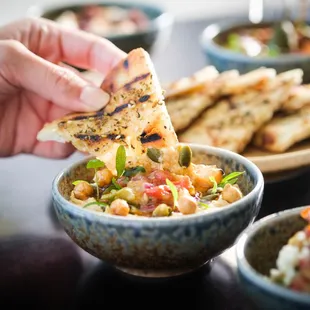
218 67 276 96
163 66 219 99
281 84 310 112
166 70 239 132
253 106 310 152
179 69 303 153
37 48 178 169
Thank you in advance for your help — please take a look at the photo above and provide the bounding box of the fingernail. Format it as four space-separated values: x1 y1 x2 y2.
80 86 110 110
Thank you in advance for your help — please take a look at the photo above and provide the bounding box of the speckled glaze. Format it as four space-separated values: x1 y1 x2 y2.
236 206 310 310
52 144 263 278
200 19 310 83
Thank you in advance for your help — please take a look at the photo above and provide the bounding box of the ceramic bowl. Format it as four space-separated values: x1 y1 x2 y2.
52 144 264 278
30 1 173 56
236 206 310 310
200 18 310 83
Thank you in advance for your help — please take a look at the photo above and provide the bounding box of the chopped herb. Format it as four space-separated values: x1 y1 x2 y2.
116 145 126 177
198 201 210 209
166 179 178 208
209 176 217 194
112 177 122 190
83 201 107 211
72 180 88 186
218 171 245 188
123 166 146 177
86 159 105 170
86 158 105 199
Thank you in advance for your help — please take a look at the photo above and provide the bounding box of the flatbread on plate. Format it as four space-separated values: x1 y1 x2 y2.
253 106 310 152
166 70 239 132
37 48 178 171
179 69 303 153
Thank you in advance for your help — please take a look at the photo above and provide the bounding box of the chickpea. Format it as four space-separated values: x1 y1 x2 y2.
177 189 197 215
115 187 135 203
222 184 243 203
110 199 130 216
73 181 94 200
94 168 113 187
152 204 172 217
188 164 223 194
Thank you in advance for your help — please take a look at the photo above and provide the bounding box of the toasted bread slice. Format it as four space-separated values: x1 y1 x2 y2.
281 84 310 112
166 70 239 132
253 106 310 152
178 69 303 153
163 66 219 99
37 48 178 170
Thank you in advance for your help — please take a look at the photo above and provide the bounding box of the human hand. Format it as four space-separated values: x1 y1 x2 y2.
0 17 126 158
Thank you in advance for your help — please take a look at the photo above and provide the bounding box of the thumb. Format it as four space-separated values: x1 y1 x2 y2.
1 40 110 112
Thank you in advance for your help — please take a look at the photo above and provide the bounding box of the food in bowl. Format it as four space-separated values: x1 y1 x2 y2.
69 145 244 217
53 4 149 36
218 21 310 58
269 207 310 293
36 47 245 218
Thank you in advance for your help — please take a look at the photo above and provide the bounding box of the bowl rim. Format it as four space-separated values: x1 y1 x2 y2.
236 205 310 304
28 1 174 40
200 18 310 63
52 143 264 226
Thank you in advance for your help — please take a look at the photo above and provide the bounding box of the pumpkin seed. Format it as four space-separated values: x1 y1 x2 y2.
147 147 162 163
178 145 192 167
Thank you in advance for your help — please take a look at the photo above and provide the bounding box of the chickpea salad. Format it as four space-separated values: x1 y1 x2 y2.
70 145 245 217
269 207 310 293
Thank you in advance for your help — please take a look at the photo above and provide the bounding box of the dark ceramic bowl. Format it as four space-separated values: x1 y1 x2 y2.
30 1 173 55
200 19 310 83
236 206 310 310
52 144 263 278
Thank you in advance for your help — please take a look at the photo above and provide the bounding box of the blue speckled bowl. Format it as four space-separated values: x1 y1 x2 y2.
52 144 264 278
236 206 310 310
200 19 310 83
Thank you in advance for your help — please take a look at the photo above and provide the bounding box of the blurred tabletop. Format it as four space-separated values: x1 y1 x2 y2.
1 17 310 310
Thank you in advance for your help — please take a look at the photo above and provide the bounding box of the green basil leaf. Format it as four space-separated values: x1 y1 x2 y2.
116 145 126 177
218 171 245 187
86 159 105 170
166 179 178 207
123 166 146 177
209 176 217 194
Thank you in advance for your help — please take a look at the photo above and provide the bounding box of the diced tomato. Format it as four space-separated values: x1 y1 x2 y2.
144 185 172 201
300 207 310 222
147 170 175 185
173 175 192 190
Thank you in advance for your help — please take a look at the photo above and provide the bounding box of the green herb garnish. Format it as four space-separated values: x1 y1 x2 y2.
86 158 105 199
123 166 146 177
166 179 178 208
198 201 210 209
86 159 105 170
209 176 217 194
83 201 107 211
116 145 126 177
218 171 245 188
112 177 122 190
72 180 88 186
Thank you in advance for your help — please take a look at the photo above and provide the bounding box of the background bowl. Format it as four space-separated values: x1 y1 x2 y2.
236 206 310 310
52 144 263 278
200 19 310 83
33 1 173 60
